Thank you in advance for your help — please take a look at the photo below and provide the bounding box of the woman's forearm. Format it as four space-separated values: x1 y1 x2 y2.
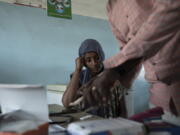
62 70 81 107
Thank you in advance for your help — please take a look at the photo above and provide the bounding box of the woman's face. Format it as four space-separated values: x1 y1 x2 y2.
84 52 102 74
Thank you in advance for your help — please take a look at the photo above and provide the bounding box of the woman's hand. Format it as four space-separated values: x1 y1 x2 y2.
75 57 84 72
79 69 123 106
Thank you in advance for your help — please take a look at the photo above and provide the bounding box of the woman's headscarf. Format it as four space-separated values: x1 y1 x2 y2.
79 39 105 61
78 39 105 85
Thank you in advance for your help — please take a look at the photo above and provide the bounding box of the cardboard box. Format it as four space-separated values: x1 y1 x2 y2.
0 123 48 135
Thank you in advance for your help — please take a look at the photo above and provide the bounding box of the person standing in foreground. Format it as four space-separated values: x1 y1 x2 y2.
82 0 180 121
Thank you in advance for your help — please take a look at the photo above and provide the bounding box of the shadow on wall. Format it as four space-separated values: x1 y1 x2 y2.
0 68 21 84
0 61 70 85
133 78 150 114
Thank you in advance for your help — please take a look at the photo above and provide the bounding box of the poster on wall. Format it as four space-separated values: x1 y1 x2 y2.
47 0 72 19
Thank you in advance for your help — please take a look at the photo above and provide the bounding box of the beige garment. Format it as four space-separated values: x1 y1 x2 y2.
104 0 180 114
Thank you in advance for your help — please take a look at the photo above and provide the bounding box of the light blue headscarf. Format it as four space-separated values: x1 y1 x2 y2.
78 39 105 85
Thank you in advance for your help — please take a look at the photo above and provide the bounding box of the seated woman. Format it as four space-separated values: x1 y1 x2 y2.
62 39 127 118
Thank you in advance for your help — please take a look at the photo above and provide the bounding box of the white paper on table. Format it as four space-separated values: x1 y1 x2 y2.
162 111 180 126
49 124 66 135
67 118 145 135
0 84 49 122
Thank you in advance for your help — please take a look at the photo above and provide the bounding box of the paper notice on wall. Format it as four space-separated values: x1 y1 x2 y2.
0 0 46 8
47 0 72 19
